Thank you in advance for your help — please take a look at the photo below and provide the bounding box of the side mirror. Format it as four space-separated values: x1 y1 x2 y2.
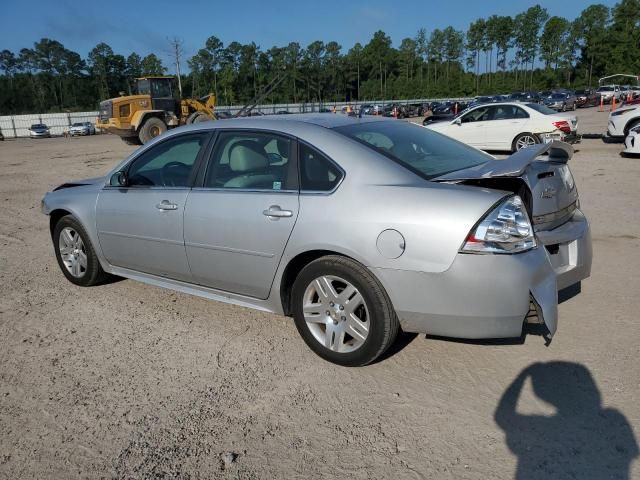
454 117 462 126
110 171 128 187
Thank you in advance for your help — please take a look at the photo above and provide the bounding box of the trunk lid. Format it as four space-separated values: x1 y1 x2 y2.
434 141 578 231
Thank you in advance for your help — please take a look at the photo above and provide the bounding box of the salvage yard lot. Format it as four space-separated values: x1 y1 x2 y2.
1 108 638 479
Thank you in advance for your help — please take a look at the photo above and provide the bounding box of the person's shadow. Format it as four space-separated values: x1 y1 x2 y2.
495 362 638 480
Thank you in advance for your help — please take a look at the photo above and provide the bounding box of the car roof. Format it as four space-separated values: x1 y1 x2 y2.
212 113 392 129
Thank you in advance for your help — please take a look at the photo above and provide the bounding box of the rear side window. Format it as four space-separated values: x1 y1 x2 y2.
299 144 342 192
204 131 296 191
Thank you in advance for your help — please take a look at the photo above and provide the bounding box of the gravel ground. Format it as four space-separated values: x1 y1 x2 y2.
1 109 638 479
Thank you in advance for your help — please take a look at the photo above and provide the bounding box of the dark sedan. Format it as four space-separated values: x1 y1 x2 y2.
574 89 600 108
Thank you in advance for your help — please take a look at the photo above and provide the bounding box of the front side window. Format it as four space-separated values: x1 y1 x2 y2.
461 106 492 123
127 133 208 187
204 131 295 190
299 144 343 192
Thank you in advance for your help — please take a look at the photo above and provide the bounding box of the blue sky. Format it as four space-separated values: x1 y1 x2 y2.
1 0 619 65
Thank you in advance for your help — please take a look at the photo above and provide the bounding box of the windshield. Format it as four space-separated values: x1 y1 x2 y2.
525 103 557 115
550 93 566 99
598 86 614 92
334 121 491 180
72 123 82 127
31 124 46 129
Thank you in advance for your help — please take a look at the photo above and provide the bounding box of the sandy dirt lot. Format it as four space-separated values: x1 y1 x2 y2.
1 110 638 479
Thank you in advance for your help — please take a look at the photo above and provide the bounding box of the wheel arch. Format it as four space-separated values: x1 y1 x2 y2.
511 131 540 152
49 208 73 238
279 249 360 316
131 110 165 131
624 117 640 136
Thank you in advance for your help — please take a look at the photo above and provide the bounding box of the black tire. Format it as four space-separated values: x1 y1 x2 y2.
512 132 540 152
186 111 211 124
138 117 167 144
291 255 399 366
53 215 109 287
121 136 142 146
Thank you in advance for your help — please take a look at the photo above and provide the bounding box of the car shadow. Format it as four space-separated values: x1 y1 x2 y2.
372 331 419 363
495 361 638 480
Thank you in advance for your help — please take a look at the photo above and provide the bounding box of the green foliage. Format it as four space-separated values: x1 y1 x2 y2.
0 2 639 114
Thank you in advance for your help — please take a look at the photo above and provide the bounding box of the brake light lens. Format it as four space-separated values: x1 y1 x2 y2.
552 120 571 134
461 196 536 254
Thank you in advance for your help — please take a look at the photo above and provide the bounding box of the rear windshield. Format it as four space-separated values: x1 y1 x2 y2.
525 103 557 115
334 121 491 180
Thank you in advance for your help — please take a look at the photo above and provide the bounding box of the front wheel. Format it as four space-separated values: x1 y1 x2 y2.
513 132 540 152
291 256 399 366
139 117 167 144
53 215 109 286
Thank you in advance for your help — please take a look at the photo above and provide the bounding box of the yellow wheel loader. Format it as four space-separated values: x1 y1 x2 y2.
96 76 215 145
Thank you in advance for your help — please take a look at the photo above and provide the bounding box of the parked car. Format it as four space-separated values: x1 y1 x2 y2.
424 102 578 152
543 92 577 111
622 124 640 156
41 114 591 365
574 89 600 108
510 91 541 103
69 122 95 136
422 101 469 125
215 111 233 120
606 103 640 139
29 124 51 138
596 85 622 104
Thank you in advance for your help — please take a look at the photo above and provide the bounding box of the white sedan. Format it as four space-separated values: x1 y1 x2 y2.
424 102 578 152
606 102 640 139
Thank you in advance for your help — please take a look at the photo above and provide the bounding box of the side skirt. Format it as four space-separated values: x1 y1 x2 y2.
105 265 279 314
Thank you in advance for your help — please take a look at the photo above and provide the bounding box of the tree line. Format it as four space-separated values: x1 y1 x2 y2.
0 1 638 114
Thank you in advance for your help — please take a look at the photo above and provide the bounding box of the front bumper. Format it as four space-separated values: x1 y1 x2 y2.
30 132 50 138
536 209 592 290
371 246 557 339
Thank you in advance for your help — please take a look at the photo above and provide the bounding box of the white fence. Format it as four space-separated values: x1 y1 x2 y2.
0 112 99 138
0 97 472 138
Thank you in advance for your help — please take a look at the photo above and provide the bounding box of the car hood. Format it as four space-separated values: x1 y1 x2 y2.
53 176 105 191
434 141 579 230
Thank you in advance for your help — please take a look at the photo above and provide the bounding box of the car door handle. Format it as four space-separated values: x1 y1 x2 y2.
263 205 293 219
156 200 178 211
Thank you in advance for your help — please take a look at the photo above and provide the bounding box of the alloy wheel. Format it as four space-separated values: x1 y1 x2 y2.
59 227 87 278
302 275 370 353
516 135 537 150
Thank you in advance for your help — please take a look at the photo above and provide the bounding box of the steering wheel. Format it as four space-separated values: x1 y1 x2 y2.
161 161 190 187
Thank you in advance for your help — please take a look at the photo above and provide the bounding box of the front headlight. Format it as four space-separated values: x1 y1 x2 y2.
460 196 536 254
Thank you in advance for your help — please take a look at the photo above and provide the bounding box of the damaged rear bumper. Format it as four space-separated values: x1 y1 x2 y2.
371 246 558 340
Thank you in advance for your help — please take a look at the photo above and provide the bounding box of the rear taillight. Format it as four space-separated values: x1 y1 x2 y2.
552 120 571 134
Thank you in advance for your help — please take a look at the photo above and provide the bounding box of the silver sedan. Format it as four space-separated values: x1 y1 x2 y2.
41 115 592 366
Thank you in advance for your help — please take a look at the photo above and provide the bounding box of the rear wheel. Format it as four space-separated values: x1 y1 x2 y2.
53 215 109 287
291 256 399 366
513 132 540 152
186 111 211 124
139 117 167 144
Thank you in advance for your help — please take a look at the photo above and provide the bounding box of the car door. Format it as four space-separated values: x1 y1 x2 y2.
183 130 299 299
96 131 210 281
484 105 530 150
450 105 493 147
